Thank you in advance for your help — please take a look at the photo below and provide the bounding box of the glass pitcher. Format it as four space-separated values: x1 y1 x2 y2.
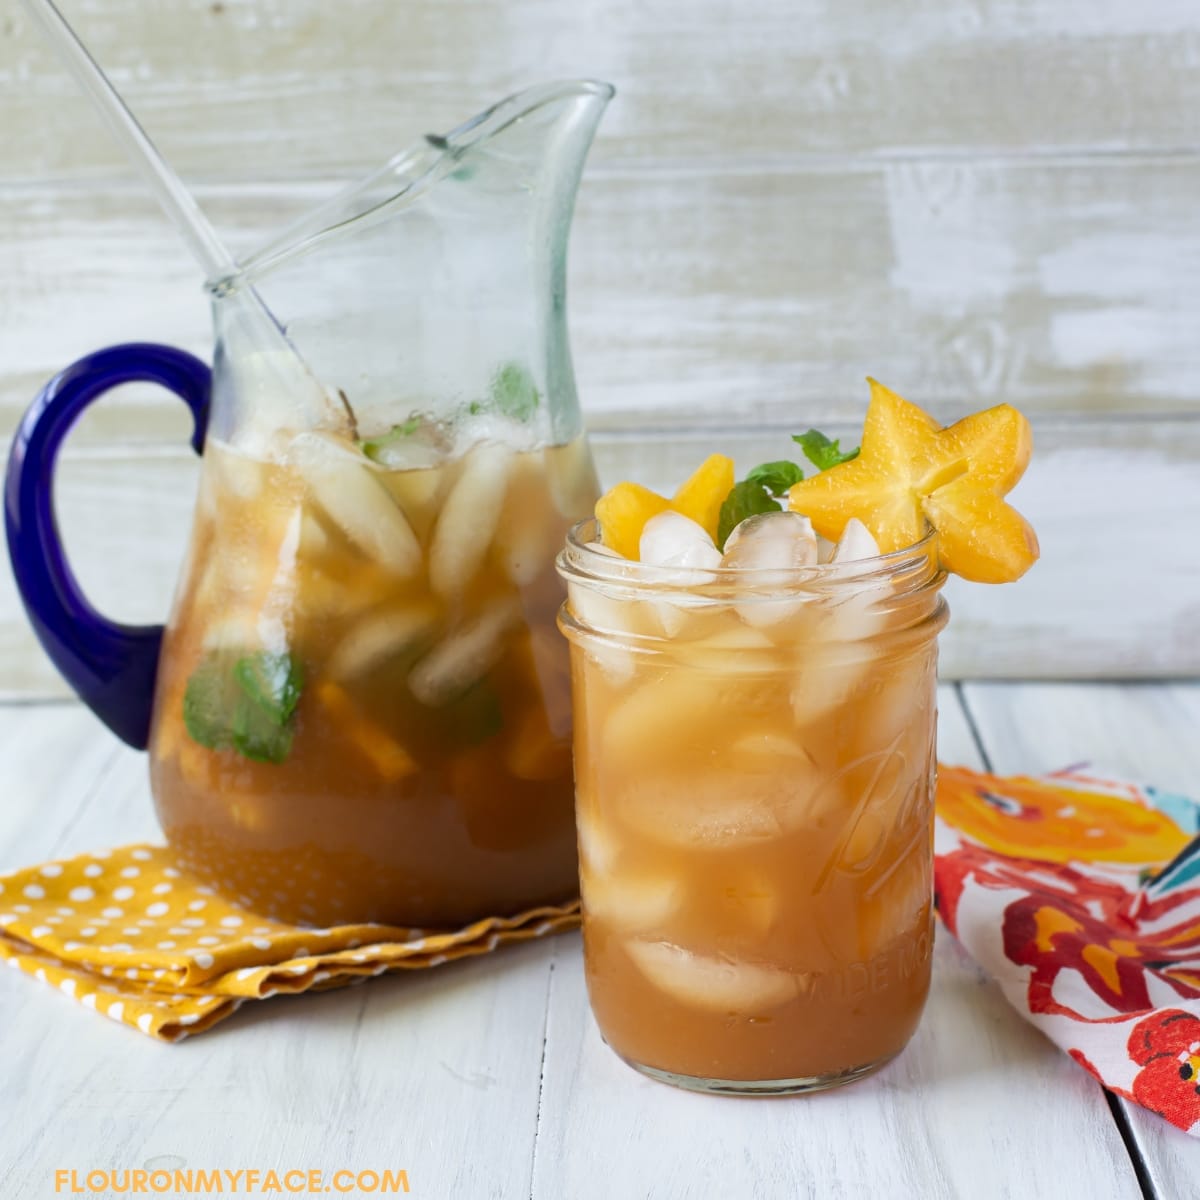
5 80 613 928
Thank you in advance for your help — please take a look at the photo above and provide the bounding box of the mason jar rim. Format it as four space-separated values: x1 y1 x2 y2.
557 518 944 601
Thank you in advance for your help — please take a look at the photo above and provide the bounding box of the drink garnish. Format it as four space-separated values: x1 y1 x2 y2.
234 650 304 724
360 416 423 462
786 379 1038 582
792 429 860 471
183 649 303 764
670 453 735 541
361 360 541 464
593 379 1038 582
470 361 541 421
744 460 805 494
595 454 733 559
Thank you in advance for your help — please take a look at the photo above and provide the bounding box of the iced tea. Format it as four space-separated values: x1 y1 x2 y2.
149 425 598 927
558 521 947 1092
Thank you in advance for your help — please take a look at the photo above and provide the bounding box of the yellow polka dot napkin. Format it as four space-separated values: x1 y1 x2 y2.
0 845 580 1041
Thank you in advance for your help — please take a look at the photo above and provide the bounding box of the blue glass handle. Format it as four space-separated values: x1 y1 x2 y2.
4 344 211 749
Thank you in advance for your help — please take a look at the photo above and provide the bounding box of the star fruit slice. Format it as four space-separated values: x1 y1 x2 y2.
786 379 1039 583
595 454 734 559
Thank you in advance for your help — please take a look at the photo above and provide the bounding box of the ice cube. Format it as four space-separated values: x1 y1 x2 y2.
820 579 892 648
500 519 551 587
859 848 933 961
360 414 448 471
454 411 540 457
546 437 601 521
626 940 798 1012
428 442 515 599
832 517 881 564
493 454 557 587
731 730 817 762
201 611 260 653
646 599 690 638
602 671 728 764
518 624 574 739
582 869 680 933
564 549 659 686
639 511 722 571
298 510 332 560
567 578 632 635
288 433 422 579
637 513 723 636
576 807 619 872
208 440 269 500
791 661 855 728
721 511 818 627
618 769 787 849
667 624 777 673
564 583 640 687
722 510 818 569
200 508 300 657
615 746 820 850
802 520 891 657
854 647 936 754
408 596 522 706
379 464 454 545
296 563 391 621
326 603 440 680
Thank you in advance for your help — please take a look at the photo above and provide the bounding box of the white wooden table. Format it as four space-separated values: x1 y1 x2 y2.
2 682 1198 1199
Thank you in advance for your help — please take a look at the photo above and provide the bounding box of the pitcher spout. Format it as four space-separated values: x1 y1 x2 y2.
207 80 613 453
228 80 614 290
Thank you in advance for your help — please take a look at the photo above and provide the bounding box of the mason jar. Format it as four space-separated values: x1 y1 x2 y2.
558 519 949 1094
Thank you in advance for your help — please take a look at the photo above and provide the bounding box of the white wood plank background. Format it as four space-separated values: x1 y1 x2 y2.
5 0 1200 178
3 0 1200 691
6 166 1200 433
4 686 1181 1199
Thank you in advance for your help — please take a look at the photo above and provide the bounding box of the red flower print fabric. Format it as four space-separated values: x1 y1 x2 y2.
934 765 1200 1135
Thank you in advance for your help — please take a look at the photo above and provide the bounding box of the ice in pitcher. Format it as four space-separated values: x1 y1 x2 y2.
149 373 600 928
559 380 1038 1092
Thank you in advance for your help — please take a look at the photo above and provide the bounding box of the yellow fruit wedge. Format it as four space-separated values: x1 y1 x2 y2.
595 482 671 560
671 453 735 542
787 378 1039 583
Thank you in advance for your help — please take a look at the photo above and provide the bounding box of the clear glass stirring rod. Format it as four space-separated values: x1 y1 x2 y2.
20 0 235 280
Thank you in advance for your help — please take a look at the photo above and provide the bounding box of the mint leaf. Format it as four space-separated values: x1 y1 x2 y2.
745 460 804 496
182 656 236 751
717 480 782 549
360 417 422 462
183 649 303 764
489 361 539 422
231 696 294 764
793 429 860 471
234 651 303 724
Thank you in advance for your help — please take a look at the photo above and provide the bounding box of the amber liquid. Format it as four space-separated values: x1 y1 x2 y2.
566 588 941 1085
149 432 598 927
